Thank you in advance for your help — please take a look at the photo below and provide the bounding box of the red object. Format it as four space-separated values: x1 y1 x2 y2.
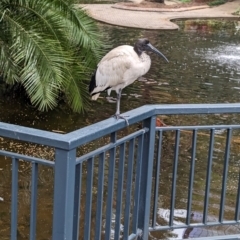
156 117 167 127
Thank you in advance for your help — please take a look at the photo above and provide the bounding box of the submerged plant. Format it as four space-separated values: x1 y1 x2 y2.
184 19 236 31
0 0 106 112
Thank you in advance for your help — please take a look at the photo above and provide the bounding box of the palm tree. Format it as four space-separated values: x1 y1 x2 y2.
0 0 105 112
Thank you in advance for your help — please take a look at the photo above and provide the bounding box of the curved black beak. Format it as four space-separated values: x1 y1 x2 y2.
147 43 169 63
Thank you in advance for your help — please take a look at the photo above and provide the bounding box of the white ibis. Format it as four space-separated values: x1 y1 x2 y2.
89 38 169 124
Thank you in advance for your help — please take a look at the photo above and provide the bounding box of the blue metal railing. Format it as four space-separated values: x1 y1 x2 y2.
1 103 240 240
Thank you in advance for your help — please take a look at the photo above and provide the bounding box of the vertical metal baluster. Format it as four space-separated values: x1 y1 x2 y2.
186 129 197 225
95 152 106 240
114 144 125 240
169 130 180 226
219 128 232 222
11 157 19 240
84 157 94 240
30 162 38 240
138 117 156 239
203 128 215 224
132 133 144 233
52 148 76 240
123 138 135 239
235 158 240 221
152 130 163 228
105 132 117 240
73 162 82 240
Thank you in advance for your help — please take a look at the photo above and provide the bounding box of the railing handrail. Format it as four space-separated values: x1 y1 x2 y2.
1 103 240 150
2 103 240 240
0 121 67 148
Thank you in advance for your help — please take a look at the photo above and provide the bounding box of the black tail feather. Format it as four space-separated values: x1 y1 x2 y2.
89 70 96 94
89 70 111 96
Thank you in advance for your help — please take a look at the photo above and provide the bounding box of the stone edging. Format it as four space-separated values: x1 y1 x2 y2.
112 3 210 12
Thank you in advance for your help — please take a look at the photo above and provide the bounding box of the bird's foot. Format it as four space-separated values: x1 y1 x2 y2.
106 96 117 103
113 113 129 126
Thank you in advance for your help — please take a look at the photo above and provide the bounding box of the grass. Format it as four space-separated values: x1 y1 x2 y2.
232 7 240 15
74 0 116 3
179 0 191 3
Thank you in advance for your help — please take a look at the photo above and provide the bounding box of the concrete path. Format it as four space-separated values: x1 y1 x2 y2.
77 0 240 30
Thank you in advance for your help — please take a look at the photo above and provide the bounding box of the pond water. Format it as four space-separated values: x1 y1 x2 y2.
0 20 240 239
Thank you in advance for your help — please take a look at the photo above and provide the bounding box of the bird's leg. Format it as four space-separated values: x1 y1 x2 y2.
106 88 117 102
113 89 129 125
115 89 121 115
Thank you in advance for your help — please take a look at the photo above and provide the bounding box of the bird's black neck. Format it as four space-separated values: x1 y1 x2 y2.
133 46 142 56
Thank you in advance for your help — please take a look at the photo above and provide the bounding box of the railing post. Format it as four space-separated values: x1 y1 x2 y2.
138 116 156 239
52 148 76 240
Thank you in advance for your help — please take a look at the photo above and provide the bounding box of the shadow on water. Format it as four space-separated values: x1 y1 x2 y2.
0 20 240 239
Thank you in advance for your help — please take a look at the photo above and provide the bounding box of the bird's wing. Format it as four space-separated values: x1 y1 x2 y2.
93 47 134 93
98 45 132 64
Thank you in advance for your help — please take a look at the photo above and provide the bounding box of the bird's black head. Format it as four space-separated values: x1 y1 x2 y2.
134 38 169 63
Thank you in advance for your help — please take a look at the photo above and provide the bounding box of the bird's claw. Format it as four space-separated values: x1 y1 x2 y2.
113 114 129 126
106 96 117 103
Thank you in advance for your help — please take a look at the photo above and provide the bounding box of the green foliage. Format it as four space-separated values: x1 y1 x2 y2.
0 0 106 112
208 0 227 6
74 0 116 3
179 0 191 3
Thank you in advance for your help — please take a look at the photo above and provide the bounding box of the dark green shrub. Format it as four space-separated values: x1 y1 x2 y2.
208 0 227 6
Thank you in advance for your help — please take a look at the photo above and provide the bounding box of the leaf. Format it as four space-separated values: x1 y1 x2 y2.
0 0 107 112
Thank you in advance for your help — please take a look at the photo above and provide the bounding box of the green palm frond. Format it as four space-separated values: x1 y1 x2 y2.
64 67 89 113
0 0 106 112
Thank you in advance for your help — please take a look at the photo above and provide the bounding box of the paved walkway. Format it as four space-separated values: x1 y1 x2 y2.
77 0 240 30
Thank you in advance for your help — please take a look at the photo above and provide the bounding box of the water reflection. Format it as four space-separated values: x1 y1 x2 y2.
156 208 240 239
0 21 240 239
197 44 240 75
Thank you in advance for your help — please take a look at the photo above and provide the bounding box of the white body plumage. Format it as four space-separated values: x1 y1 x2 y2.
90 45 151 100
88 38 168 124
